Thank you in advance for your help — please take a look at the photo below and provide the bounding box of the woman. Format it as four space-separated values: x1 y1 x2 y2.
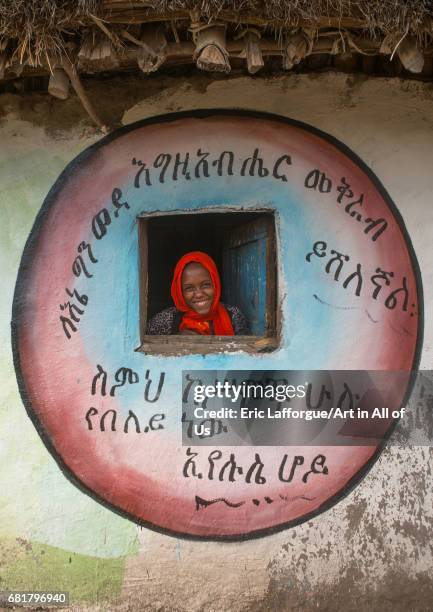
147 251 249 335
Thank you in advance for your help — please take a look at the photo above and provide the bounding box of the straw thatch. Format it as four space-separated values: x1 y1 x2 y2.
1 1 432 129
0 1 102 64
147 1 433 31
0 1 432 67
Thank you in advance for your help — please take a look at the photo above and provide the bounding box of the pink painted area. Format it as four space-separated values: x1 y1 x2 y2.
15 114 421 537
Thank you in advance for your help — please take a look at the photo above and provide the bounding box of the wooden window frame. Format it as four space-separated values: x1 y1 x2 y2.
136 208 280 356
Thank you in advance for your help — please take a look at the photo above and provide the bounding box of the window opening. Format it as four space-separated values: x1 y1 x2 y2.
138 209 279 355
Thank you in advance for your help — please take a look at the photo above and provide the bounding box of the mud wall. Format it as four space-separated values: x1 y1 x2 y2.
0 72 432 610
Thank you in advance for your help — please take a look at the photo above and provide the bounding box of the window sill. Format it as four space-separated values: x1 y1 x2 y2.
136 335 279 356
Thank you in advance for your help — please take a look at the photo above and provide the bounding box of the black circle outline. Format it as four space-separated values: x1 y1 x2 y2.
11 108 424 542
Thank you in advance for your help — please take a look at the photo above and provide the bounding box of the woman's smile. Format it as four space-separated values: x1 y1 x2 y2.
193 297 211 307
146 250 241 336
181 262 215 315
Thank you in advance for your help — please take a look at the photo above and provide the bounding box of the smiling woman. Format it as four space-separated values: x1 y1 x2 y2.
146 251 250 335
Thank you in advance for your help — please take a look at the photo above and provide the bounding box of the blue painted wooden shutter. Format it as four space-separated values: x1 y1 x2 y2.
222 216 275 336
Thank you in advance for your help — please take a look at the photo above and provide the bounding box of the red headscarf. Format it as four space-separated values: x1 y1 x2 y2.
171 251 234 336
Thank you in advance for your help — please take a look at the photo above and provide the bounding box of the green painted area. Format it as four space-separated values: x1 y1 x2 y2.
0 360 140 558
0 537 127 604
0 134 140 561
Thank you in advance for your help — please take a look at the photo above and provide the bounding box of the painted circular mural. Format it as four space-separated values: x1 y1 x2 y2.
12 110 422 539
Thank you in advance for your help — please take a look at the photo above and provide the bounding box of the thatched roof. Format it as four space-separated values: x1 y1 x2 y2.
0 1 100 61
141 1 433 31
1 1 433 30
1 1 432 129
1 1 433 65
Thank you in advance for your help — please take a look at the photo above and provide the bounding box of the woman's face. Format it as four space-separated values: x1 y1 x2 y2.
181 262 215 315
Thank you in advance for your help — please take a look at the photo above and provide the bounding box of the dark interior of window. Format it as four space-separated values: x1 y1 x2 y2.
139 210 277 340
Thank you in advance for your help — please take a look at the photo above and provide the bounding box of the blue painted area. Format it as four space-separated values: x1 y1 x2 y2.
223 217 269 335
77 172 338 424
227 239 265 334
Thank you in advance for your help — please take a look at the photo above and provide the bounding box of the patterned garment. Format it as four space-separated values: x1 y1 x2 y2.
147 304 250 335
